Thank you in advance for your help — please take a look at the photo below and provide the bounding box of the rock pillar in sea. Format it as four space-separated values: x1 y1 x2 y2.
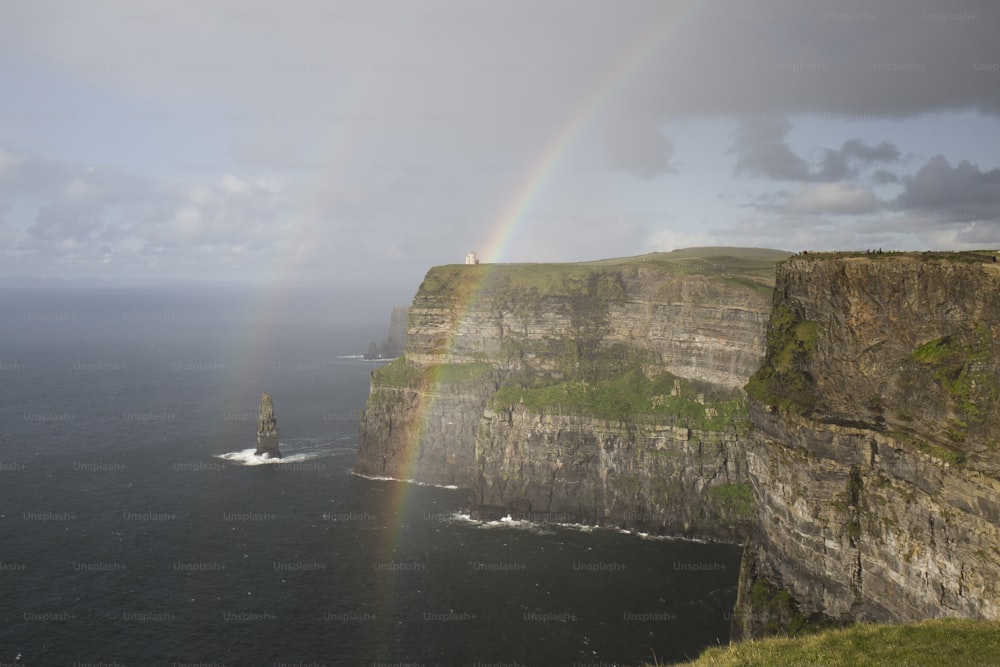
255 392 281 458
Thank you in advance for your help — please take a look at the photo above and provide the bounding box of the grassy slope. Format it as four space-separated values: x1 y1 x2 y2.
665 618 1000 667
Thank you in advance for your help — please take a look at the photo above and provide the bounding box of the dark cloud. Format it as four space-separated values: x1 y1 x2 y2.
734 117 902 183
893 155 1000 220
637 0 1000 120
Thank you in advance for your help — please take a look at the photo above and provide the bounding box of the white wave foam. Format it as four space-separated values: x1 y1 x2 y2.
614 527 706 543
447 513 700 541
336 354 398 363
214 447 327 466
351 472 459 490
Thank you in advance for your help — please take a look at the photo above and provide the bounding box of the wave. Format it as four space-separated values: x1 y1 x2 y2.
445 512 701 541
351 472 459 490
442 512 556 535
336 354 398 362
214 447 328 467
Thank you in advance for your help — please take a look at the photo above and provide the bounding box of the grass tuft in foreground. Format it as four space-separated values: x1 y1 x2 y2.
664 618 1000 667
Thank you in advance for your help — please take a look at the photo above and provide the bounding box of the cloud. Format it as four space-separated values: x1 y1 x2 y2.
733 117 901 183
733 117 811 181
765 183 883 216
893 155 1000 221
0 0 998 282
842 139 901 164
0 146 297 276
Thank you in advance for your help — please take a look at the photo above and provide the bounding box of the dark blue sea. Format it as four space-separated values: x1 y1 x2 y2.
0 286 741 667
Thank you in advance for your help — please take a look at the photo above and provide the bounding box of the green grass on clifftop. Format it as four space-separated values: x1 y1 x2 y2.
667 618 1000 667
419 247 792 299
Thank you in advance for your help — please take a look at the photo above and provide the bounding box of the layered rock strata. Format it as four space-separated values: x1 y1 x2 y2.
735 252 1000 637
357 249 787 539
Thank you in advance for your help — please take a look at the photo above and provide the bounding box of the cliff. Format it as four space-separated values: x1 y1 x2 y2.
735 252 1000 638
355 248 1000 638
364 305 409 359
357 248 788 539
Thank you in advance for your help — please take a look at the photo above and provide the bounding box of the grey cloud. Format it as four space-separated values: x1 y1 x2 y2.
842 139 900 164
893 155 1000 220
734 117 902 183
0 0 998 281
734 117 811 181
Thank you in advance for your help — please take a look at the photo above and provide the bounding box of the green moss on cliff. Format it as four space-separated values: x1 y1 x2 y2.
373 356 493 389
908 324 996 448
707 483 755 517
670 618 1000 667
491 367 748 430
745 305 819 414
740 578 839 639
889 429 965 465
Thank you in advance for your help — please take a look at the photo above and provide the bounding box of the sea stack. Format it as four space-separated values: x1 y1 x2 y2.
255 392 281 459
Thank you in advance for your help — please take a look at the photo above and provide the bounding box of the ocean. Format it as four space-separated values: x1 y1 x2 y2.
0 286 741 666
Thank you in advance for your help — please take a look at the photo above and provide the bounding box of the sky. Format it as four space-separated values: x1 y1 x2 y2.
1 0 999 293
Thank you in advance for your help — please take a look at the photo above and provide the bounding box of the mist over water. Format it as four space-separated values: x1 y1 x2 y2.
0 287 740 665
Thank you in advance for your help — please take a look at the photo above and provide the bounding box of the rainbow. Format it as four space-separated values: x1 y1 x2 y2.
368 2 703 656
480 1 700 264
383 0 701 484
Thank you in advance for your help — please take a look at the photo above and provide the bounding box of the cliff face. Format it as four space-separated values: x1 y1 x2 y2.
473 406 751 539
356 248 787 539
405 256 777 389
356 367 496 486
736 253 1000 637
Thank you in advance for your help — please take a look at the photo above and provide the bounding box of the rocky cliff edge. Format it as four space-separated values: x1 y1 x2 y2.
735 251 1000 638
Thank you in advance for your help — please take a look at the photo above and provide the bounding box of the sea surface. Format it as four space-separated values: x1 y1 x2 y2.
0 287 742 666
